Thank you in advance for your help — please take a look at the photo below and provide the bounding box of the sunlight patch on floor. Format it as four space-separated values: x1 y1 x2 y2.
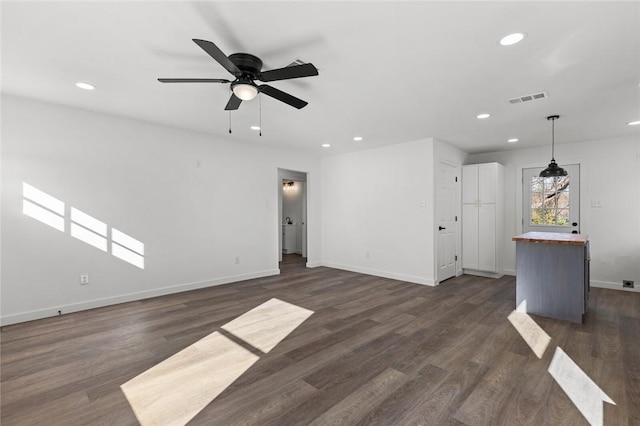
121 298 313 426
507 300 615 425
121 332 258 426
222 298 314 353
548 347 615 426
507 300 551 359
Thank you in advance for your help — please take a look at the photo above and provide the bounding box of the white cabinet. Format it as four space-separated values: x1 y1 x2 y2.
462 163 503 277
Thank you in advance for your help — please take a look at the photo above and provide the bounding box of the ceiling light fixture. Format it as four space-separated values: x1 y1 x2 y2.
540 115 567 178
75 82 95 90
508 138 519 143
231 80 258 101
477 113 491 119
322 144 331 148
250 125 261 130
627 120 640 126
500 33 525 46
353 136 363 141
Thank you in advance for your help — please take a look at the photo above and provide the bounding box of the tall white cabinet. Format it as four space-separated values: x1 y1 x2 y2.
462 162 504 277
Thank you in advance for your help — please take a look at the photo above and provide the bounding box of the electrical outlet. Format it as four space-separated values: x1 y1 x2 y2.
80 274 89 285
623 280 634 288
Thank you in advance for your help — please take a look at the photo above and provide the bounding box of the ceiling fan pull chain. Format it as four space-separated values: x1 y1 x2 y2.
228 109 232 134
259 93 262 137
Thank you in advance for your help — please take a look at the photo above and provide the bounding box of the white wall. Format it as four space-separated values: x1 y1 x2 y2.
467 135 640 292
321 138 436 285
0 95 322 324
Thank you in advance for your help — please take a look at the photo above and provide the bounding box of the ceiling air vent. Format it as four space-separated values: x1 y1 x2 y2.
509 91 549 104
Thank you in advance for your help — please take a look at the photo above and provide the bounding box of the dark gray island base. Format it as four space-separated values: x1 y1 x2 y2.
512 232 589 324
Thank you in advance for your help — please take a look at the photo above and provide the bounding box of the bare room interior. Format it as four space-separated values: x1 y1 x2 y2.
1 1 639 425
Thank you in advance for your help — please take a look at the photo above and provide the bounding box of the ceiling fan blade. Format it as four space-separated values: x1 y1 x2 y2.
259 85 308 109
157 78 231 83
192 39 242 77
258 63 318 82
224 93 242 110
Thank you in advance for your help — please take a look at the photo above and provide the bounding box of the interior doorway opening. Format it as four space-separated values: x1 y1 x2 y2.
278 169 307 273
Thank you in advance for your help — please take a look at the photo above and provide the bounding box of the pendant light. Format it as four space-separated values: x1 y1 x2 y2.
539 115 567 177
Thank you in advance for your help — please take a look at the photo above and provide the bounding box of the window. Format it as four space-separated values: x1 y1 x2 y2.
522 165 580 234
530 176 570 226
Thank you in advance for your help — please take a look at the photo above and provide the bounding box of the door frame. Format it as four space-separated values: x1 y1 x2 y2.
435 159 462 284
278 168 308 264
515 159 588 236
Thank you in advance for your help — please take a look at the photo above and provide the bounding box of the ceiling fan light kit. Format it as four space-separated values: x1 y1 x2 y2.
540 115 568 178
232 81 258 101
158 38 318 111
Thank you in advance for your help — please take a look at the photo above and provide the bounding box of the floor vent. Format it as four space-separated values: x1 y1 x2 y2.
509 91 549 104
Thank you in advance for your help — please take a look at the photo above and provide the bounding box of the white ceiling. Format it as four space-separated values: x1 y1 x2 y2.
2 1 639 155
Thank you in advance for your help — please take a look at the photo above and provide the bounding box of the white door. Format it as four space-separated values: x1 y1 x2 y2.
523 164 580 234
437 162 457 282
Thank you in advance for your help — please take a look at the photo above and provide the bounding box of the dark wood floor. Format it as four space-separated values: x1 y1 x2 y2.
2 257 639 425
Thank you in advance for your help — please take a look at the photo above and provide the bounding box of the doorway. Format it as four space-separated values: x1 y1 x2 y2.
523 164 580 234
278 169 307 272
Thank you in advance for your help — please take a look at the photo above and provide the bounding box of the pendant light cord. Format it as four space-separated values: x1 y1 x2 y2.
547 115 559 161
540 115 566 177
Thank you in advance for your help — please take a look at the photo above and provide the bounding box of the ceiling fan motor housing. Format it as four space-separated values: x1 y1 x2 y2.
228 53 263 78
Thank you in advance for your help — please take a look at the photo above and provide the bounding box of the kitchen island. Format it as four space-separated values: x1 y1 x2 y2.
512 232 589 324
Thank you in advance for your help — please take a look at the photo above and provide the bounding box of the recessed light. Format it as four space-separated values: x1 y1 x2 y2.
75 82 95 90
250 125 261 130
628 120 640 126
353 136 363 141
322 144 331 148
508 138 519 143
500 33 525 46
477 113 491 119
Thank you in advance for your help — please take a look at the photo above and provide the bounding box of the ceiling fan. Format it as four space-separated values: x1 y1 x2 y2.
158 39 318 110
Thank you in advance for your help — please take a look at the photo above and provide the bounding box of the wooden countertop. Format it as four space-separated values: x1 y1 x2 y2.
512 232 588 246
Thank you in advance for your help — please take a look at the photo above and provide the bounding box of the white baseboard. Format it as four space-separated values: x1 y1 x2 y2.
322 262 436 286
463 269 503 279
305 260 323 268
0 269 280 326
503 269 516 276
591 280 639 293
